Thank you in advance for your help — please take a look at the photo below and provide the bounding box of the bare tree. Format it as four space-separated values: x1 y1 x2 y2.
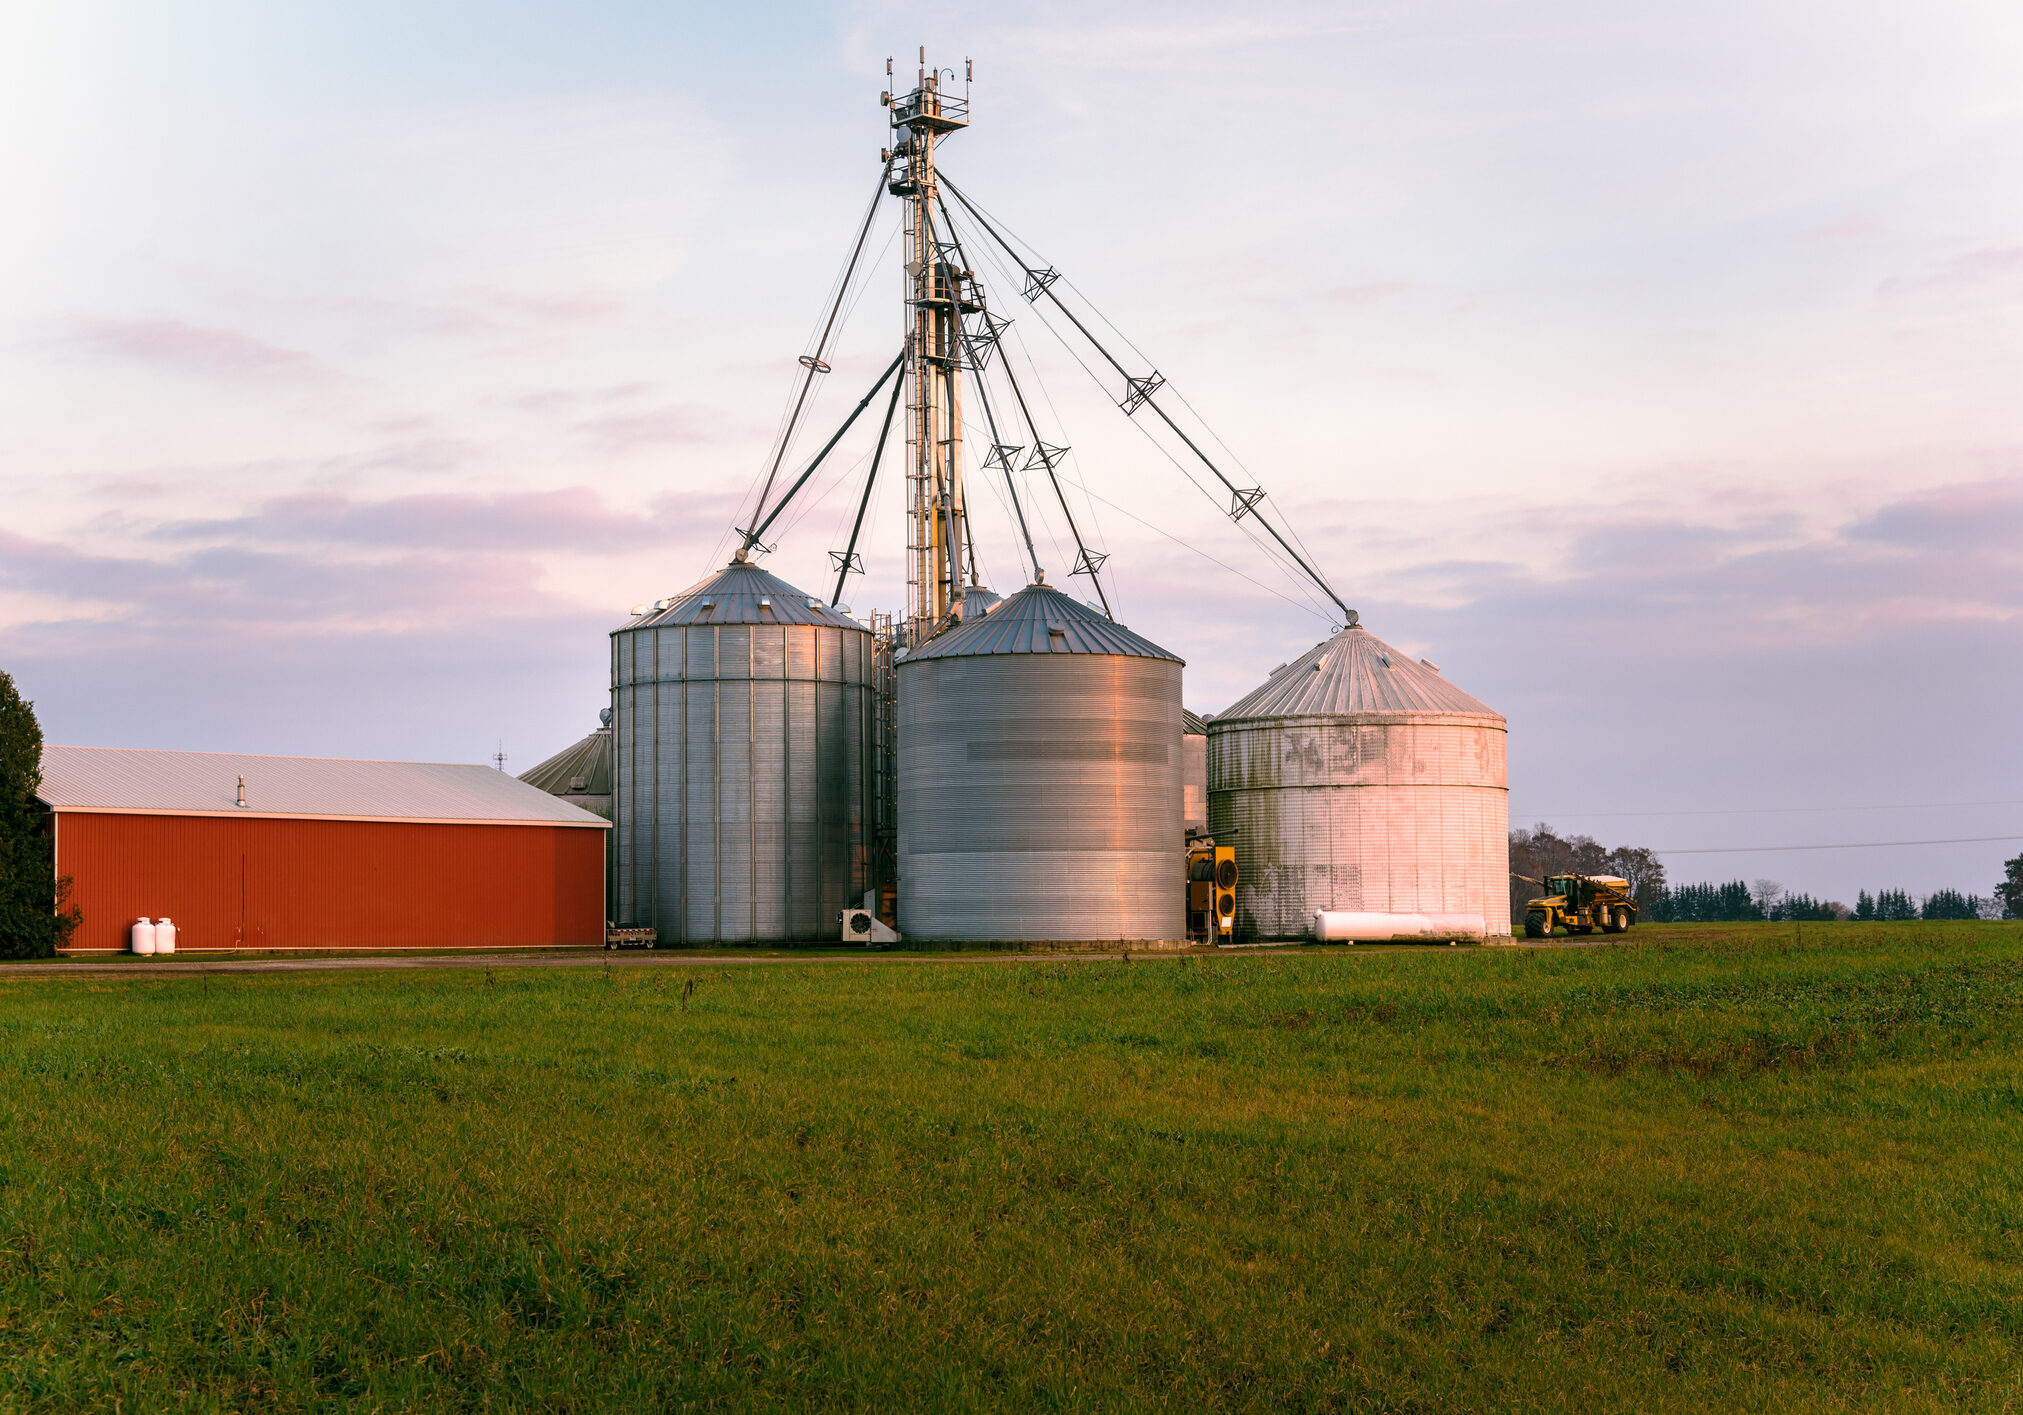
1604 846 1667 906
1751 878 1784 917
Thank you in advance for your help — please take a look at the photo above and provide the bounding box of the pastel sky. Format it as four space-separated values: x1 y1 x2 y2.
3 0 2020 904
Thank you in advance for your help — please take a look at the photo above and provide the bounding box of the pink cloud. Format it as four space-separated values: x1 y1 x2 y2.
574 404 726 453
150 485 738 553
49 316 329 380
1882 245 2023 295
1319 280 1411 307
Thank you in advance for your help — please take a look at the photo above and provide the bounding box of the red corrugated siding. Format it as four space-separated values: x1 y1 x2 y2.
55 813 606 951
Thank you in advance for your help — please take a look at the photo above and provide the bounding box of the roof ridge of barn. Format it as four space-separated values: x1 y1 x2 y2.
36 745 607 827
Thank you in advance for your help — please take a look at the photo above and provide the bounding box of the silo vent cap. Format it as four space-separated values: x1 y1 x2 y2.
1420 658 1441 672
1377 653 1392 667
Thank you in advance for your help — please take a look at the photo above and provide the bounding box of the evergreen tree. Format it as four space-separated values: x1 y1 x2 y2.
1921 889 1982 921
0 672 76 958
1997 853 2023 921
1772 891 1838 922
1855 889 1875 921
1648 880 1762 922
1874 888 1918 922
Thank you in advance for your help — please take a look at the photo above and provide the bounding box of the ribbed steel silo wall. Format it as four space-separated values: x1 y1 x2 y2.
1207 716 1510 938
899 655 1184 941
1183 730 1208 835
611 621 873 942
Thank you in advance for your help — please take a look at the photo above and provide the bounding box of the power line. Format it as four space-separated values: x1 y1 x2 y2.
1652 835 2023 857
1521 799 2023 819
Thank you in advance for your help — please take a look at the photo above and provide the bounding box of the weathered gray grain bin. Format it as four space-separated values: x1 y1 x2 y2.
520 718 613 820
897 582 1184 942
1208 626 1509 939
610 561 875 942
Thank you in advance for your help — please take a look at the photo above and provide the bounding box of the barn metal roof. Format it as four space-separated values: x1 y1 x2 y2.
618 560 861 632
1214 626 1502 724
899 582 1182 663
519 727 611 799
36 746 610 826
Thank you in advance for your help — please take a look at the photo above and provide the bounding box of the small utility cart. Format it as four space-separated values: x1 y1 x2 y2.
604 925 658 951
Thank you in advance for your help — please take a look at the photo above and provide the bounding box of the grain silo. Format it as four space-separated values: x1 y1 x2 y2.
1208 625 1509 940
1182 709 1209 836
961 582 1004 619
610 560 875 943
520 714 613 820
897 581 1184 942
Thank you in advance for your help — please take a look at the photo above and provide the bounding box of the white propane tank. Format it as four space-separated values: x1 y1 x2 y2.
1310 911 1487 944
154 918 177 954
131 918 157 954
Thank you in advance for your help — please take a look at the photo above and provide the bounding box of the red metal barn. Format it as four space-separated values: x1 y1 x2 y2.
38 747 610 952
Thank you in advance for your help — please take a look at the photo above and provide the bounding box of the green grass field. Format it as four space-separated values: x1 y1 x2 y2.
2 923 2019 1412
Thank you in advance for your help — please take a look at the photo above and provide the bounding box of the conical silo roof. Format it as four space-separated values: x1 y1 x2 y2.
618 560 859 631
961 582 1004 618
902 582 1182 662
520 726 612 798
1216 626 1501 723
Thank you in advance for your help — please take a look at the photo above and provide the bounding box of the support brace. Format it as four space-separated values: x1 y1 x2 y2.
741 351 905 559
942 175 1354 624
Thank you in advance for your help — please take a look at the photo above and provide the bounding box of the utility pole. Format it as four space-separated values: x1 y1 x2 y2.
885 51 973 645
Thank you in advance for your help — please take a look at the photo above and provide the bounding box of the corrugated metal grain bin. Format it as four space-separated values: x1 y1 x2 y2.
1208 626 1510 939
610 560 875 943
1182 709 1209 836
897 582 1184 942
38 747 609 951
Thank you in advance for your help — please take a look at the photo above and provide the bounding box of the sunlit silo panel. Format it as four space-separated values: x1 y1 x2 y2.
1182 708 1209 836
610 561 874 943
897 583 1184 942
1207 626 1510 939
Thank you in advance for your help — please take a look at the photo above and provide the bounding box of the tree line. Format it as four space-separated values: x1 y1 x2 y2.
1511 823 2023 925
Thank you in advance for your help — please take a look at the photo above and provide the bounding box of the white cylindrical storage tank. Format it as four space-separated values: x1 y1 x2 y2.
131 918 156 954
1312 911 1487 943
1209 625 1510 940
609 561 876 943
154 917 177 954
898 582 1185 943
1182 709 1209 836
